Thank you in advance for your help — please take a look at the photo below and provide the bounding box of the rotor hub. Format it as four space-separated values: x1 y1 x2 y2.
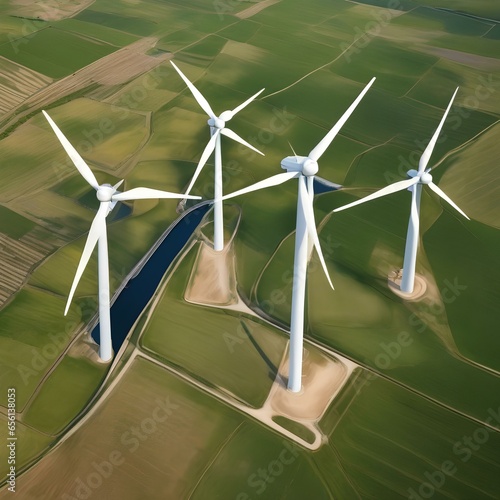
96 185 114 202
213 117 225 129
302 158 319 176
420 172 432 184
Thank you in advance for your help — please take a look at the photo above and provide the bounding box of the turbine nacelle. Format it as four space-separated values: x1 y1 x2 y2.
407 169 432 185
281 156 318 176
96 184 115 202
208 117 226 129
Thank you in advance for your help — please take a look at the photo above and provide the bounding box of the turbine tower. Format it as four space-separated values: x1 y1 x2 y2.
334 88 469 293
223 78 376 392
170 61 264 251
43 111 201 361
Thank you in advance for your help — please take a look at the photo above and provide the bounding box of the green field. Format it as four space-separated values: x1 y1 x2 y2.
0 12 46 46
437 122 500 228
75 10 159 37
22 355 107 435
0 27 117 79
414 1 500 21
36 98 150 170
55 18 140 47
0 206 35 239
0 287 81 410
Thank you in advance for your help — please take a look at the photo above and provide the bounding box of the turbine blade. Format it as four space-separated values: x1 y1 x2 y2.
222 171 299 201
113 179 124 190
184 130 219 197
419 87 459 173
170 61 215 119
42 110 99 190
227 88 265 119
221 128 264 156
308 77 376 161
113 187 201 201
64 202 108 315
428 182 470 220
333 177 419 212
298 177 334 289
306 176 315 260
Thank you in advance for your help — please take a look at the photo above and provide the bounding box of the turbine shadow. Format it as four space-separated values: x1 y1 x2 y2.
239 320 281 383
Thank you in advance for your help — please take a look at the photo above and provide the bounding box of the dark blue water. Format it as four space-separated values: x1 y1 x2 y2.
91 204 210 353
108 202 132 222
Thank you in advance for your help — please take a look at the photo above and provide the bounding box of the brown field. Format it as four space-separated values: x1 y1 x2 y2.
420 46 500 70
0 229 56 307
0 37 171 134
0 57 52 115
236 0 282 19
10 0 95 21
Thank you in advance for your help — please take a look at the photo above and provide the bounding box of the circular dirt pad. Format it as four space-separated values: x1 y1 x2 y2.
387 271 427 301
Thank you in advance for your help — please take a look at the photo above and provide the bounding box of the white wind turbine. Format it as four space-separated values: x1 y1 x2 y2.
170 61 264 251
43 111 201 361
333 88 469 293
222 78 376 392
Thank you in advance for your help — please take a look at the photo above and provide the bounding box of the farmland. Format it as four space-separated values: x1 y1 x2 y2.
0 0 499 498
0 27 117 79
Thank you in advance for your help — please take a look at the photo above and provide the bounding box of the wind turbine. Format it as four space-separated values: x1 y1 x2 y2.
222 78 376 392
333 88 469 293
43 110 201 361
170 61 264 251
